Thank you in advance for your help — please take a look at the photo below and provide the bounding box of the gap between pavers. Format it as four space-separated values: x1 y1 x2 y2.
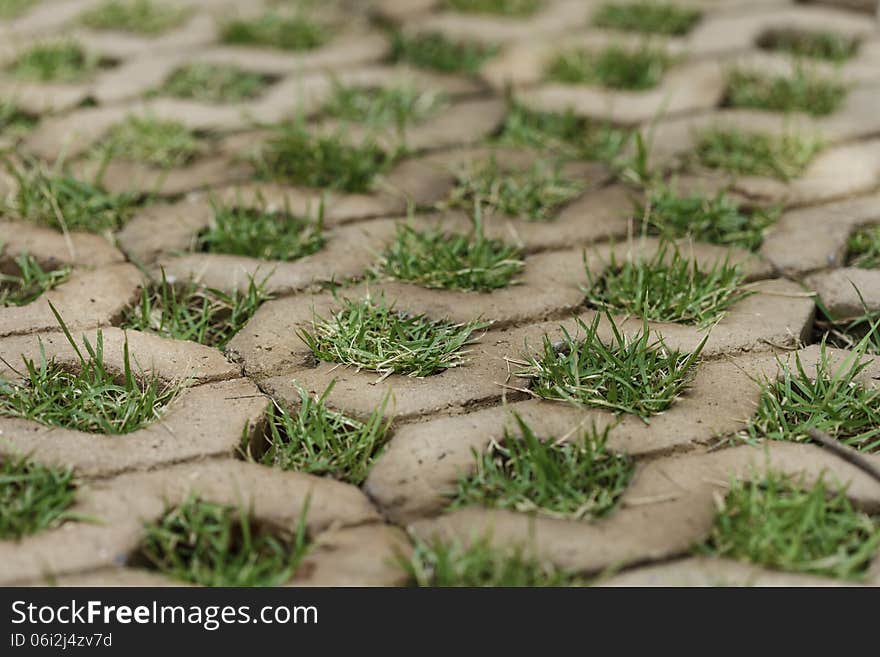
367 344 880 524
0 262 142 337
408 441 880 579
481 33 724 126
226 255 813 424
0 220 126 268
597 556 857 586
0 459 408 586
761 192 880 277
806 267 880 317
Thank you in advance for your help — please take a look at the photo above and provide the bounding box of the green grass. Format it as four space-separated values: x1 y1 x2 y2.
390 31 498 74
79 0 191 35
725 67 846 117
0 309 176 434
2 160 140 234
221 11 330 51
446 157 584 222
254 123 390 193
323 84 448 130
402 536 581 586
846 224 880 269
584 240 752 327
248 382 390 485
642 186 778 251
197 198 324 262
0 253 71 307
546 45 673 91
298 294 486 379
8 40 107 83
450 415 633 519
758 28 860 63
139 495 309 587
592 1 702 36
515 312 705 418
377 211 524 292
746 337 880 453
122 272 269 350
695 127 823 181
445 0 541 16
495 104 629 162
0 455 80 540
0 0 39 19
698 471 880 580
0 101 36 138
158 63 273 104
96 115 205 169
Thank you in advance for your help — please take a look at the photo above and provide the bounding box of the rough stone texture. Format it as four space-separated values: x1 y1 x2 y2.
4 0 880 587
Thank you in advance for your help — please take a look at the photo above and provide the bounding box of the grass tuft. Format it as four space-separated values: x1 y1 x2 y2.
0 0 38 19
446 157 584 222
298 294 486 379
695 127 823 181
514 312 705 418
0 309 176 434
0 455 79 540
158 63 273 104
79 0 191 35
221 11 329 51
546 44 672 91
641 186 778 251
401 536 581 586
0 101 36 139
583 240 752 327
249 382 391 485
9 40 106 83
139 495 309 587
377 210 524 292
725 67 846 117
96 115 205 169
846 224 880 269
254 123 390 193
495 103 629 162
122 272 269 349
746 337 880 453
450 415 633 519
814 291 880 357
699 471 880 580
0 253 71 307
758 28 860 63
2 160 139 234
197 198 325 262
445 0 540 16
390 31 498 74
592 1 701 36
323 84 448 131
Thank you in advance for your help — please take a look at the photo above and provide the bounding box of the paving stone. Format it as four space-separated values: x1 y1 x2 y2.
409 441 880 577
0 220 126 267
0 262 142 337
0 459 389 585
